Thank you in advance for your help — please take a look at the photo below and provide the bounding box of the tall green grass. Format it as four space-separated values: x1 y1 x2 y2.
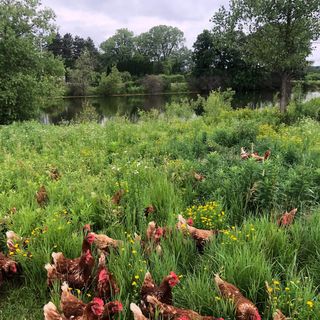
1 95 320 319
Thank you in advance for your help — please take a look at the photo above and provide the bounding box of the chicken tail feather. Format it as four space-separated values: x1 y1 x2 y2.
61 281 69 293
214 274 224 286
130 303 146 320
43 301 63 320
51 252 63 264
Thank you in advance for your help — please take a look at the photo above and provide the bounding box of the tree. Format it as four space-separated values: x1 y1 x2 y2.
97 66 124 96
192 27 267 91
141 75 165 94
47 32 63 56
142 25 185 62
61 33 74 68
216 0 320 112
135 25 185 73
192 30 216 76
48 33 100 71
0 0 64 124
100 29 135 71
68 49 96 96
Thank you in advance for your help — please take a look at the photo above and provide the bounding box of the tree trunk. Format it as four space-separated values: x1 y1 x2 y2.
280 72 292 113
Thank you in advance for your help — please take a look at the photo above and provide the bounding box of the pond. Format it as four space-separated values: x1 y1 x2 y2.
40 89 320 124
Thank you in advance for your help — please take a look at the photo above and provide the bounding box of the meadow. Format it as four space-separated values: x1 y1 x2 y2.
1 92 320 319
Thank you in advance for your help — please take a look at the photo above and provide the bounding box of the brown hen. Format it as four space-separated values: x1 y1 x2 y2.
194 172 205 182
60 282 85 318
51 233 94 274
277 208 297 227
177 215 218 251
130 303 148 320
90 231 123 253
111 189 125 205
144 204 155 217
44 297 104 320
146 295 224 320
214 274 261 320
240 148 271 162
50 167 61 181
146 221 167 245
36 185 49 207
101 300 123 319
0 252 18 286
45 234 95 289
96 252 119 300
273 309 288 320
140 271 180 316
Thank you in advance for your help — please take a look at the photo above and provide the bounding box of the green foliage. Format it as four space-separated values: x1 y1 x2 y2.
203 89 234 120
0 0 65 124
165 99 195 119
72 101 100 123
2 98 320 318
216 0 320 111
192 24 267 91
100 28 135 71
97 66 125 96
141 75 165 94
136 25 185 63
184 201 226 229
47 33 99 70
68 49 96 96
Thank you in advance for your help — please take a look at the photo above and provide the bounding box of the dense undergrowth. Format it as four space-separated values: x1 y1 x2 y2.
1 93 320 319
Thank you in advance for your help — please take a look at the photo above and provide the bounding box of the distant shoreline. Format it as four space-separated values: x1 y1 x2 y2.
54 91 199 99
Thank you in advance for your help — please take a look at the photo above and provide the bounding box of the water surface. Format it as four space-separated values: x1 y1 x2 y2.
41 90 320 124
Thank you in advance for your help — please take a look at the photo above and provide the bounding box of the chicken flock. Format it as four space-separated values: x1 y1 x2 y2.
1 210 295 320
0 157 296 319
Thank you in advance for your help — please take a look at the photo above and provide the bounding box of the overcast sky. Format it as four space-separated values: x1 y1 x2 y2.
41 0 320 65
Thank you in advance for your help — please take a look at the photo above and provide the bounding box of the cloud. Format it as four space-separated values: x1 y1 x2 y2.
41 0 320 64
41 0 222 47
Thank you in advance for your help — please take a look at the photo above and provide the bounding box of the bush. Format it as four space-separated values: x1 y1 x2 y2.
97 66 125 96
73 100 100 123
142 75 165 94
165 99 195 119
170 82 189 92
160 74 185 83
203 88 235 120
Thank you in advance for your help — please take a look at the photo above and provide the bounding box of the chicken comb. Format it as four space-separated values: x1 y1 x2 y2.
92 297 104 306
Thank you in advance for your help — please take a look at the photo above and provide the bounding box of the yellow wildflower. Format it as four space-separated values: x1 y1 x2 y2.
307 301 314 308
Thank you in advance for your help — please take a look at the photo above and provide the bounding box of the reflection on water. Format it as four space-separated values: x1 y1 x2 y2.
41 90 320 124
41 94 197 124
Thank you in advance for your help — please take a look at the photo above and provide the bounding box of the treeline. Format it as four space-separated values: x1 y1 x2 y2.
46 26 271 97
1 0 319 124
46 27 192 96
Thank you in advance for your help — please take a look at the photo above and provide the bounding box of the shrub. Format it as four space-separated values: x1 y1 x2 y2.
142 75 165 94
97 66 125 96
203 88 235 120
165 99 195 119
73 100 100 123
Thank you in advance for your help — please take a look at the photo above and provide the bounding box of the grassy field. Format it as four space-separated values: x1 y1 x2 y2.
1 92 320 319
